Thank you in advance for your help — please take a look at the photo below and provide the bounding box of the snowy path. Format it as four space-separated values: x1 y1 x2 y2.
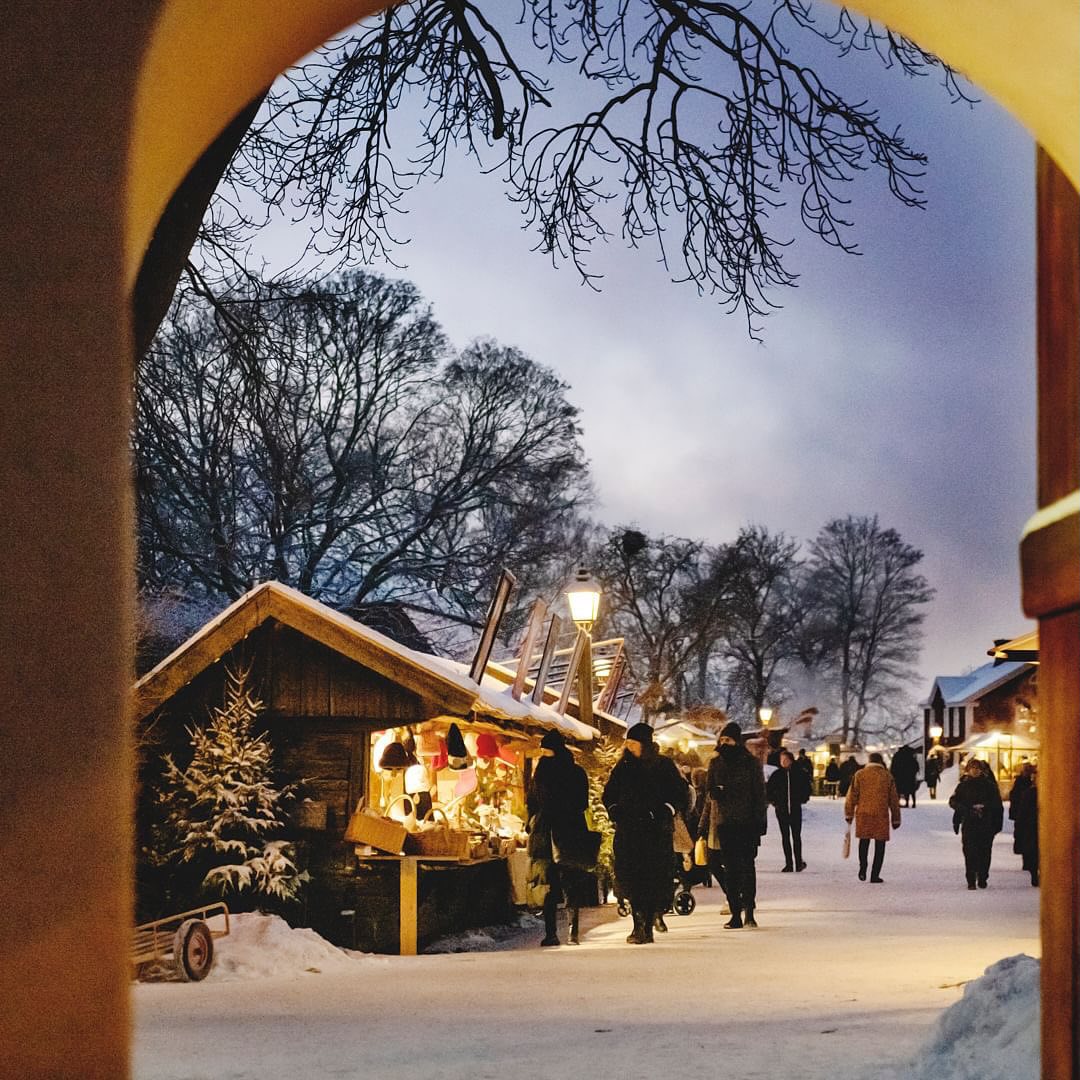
133 797 1039 1080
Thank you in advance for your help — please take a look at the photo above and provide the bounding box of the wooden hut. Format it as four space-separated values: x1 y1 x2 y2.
133 582 598 953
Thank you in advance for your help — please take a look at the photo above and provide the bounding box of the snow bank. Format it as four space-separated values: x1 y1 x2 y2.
911 954 1039 1080
422 912 543 954
206 913 364 981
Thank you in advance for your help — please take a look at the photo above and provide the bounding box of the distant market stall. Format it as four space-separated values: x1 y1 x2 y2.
132 582 603 954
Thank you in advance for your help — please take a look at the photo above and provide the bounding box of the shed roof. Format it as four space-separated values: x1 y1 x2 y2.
132 582 597 743
921 661 1034 707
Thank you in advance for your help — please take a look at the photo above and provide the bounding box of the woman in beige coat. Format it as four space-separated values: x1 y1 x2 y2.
844 752 901 882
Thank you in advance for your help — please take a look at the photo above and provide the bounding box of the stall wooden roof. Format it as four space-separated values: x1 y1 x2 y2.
132 582 598 743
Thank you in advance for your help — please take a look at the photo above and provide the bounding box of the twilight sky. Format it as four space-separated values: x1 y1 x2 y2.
258 6 1037 703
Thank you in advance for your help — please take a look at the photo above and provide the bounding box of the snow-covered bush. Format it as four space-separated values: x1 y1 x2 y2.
154 666 308 908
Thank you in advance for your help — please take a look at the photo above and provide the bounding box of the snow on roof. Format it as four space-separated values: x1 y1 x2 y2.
921 661 1033 707
133 582 597 743
425 654 597 742
652 719 718 746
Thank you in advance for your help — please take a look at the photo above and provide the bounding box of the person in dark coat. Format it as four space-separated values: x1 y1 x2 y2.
949 758 1004 889
890 744 921 808
1008 764 1039 886
794 749 814 789
924 754 942 800
602 722 689 944
837 755 862 797
824 757 841 799
706 722 767 928
766 749 812 872
527 730 591 946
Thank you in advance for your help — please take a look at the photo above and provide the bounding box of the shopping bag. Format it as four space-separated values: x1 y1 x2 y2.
842 825 852 860
694 837 709 867
672 813 694 854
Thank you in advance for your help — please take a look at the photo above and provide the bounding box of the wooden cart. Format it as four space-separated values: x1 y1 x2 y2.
132 902 230 982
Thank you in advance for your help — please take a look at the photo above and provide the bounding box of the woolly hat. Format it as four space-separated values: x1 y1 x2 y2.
540 730 566 752
475 732 501 759
378 740 416 770
446 723 470 770
626 722 654 745
718 721 743 743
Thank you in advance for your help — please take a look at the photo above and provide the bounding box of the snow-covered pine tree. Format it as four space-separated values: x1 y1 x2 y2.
156 665 307 907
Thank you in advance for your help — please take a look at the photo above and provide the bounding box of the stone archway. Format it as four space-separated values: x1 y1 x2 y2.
0 3 1075 1077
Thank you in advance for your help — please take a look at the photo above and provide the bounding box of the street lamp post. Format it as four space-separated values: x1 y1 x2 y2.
566 567 602 633
758 706 774 728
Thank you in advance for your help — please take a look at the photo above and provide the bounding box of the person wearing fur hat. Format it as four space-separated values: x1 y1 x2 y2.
602 722 689 944
705 722 767 928
527 730 591 946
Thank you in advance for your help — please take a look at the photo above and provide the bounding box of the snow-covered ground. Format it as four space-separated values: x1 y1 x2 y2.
133 792 1039 1080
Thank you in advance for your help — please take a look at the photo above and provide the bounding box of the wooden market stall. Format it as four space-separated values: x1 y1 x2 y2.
132 582 598 954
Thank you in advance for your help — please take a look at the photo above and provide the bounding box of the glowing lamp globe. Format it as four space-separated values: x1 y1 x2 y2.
566 567 602 630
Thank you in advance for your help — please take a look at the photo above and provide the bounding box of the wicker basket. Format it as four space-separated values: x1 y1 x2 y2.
344 806 408 854
406 827 470 858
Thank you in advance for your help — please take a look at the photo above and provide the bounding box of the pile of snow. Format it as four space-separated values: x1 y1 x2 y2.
911 954 1039 1080
423 912 543 954
206 913 364 981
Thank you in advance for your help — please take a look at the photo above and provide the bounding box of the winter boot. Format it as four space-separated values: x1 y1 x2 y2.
568 909 580 945
654 913 668 933
542 896 560 946
743 907 758 928
642 911 655 944
724 911 743 929
626 911 647 945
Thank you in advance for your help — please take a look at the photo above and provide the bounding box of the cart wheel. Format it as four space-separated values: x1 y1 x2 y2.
173 919 214 982
616 901 630 917
673 890 695 916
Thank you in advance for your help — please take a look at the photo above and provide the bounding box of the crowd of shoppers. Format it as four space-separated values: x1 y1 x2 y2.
527 721 1039 947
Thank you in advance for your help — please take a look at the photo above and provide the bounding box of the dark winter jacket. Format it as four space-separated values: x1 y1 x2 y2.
837 757 862 796
825 760 841 783
889 746 921 796
949 773 1004 837
527 749 590 907
794 753 814 786
766 765 812 817
1008 778 1038 857
706 745 767 839
924 757 942 787
602 749 688 909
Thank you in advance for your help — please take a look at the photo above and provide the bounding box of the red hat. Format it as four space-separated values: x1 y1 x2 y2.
475 732 500 759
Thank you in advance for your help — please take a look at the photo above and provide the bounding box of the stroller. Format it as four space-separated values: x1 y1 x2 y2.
613 853 697 917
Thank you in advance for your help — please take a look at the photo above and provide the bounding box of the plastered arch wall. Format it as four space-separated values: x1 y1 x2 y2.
0 2 1074 1078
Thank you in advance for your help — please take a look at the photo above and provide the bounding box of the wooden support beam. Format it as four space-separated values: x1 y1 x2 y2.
1029 146 1080 1080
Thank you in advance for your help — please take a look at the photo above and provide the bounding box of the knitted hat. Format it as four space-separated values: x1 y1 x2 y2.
378 740 416 770
718 721 743 743
626 722 654 744
404 763 430 795
475 732 500 759
446 723 470 770
540 730 566 752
